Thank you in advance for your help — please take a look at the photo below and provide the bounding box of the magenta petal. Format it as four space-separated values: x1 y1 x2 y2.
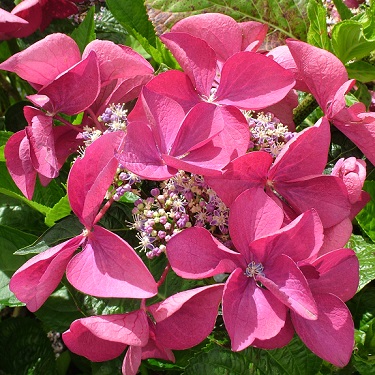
24 107 58 178
117 121 174 180
141 87 186 153
142 70 200 113
166 227 244 279
53 126 82 169
149 284 224 350
259 254 318 320
291 293 354 367
239 21 268 52
229 188 284 256
275 175 351 228
0 33 80 88
68 131 125 228
62 309 148 362
205 151 272 207
269 117 331 181
4 130 36 199
82 40 153 85
215 52 295 109
161 32 216 97
171 13 243 62
320 218 353 255
307 249 359 301
0 8 28 33
28 51 100 115
123 346 142 375
287 39 348 110
66 225 157 298
250 209 324 264
9 235 84 312
223 268 287 351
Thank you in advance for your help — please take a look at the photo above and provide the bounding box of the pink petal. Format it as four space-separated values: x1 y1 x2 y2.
123 346 142 375
215 52 295 110
319 218 353 255
141 87 186 153
287 39 348 110
66 225 158 298
229 188 284 256
328 79 356 119
117 121 174 180
239 21 268 52
0 8 28 33
53 126 82 169
249 209 324 264
252 317 294 349
269 117 331 181
0 33 80 88
171 13 243 62
82 40 153 85
258 254 318 320
149 284 224 350
62 309 149 361
4 130 36 199
274 175 351 228
24 107 58 178
68 131 125 228
9 235 84 312
291 293 354 367
161 32 216 97
27 51 100 115
166 227 244 279
306 249 359 301
140 70 200 113
223 268 287 351
205 151 273 207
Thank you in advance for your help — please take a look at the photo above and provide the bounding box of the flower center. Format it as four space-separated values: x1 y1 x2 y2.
244 261 265 278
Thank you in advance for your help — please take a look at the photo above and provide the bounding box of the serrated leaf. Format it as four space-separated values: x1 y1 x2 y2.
347 285 375 329
71 6 96 53
0 225 37 305
307 0 331 50
332 0 353 21
346 235 375 292
246 335 323 375
34 286 84 332
146 0 309 48
0 317 56 374
357 181 375 242
183 345 250 375
45 195 71 227
346 60 375 82
106 0 178 68
15 215 83 255
332 20 375 64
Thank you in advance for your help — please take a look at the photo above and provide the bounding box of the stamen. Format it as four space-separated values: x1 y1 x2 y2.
244 261 265 278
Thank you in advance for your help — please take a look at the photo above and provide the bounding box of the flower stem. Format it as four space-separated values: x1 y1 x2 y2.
157 263 171 287
293 94 319 126
54 114 83 132
93 198 114 225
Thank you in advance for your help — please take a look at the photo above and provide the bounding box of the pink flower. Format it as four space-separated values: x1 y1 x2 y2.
166 188 358 366
285 39 375 166
9 132 158 311
62 285 224 375
206 118 351 230
167 189 322 350
117 87 250 180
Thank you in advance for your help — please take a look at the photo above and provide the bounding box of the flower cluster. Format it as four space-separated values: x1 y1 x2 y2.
2 11 374 375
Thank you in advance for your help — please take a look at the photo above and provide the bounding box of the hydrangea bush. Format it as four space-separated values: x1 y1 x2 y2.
1 0 375 374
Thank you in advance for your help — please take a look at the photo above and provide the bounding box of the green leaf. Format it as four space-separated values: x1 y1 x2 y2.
15 215 83 256
34 286 84 332
346 60 375 82
91 356 123 375
357 181 375 242
332 0 353 21
246 335 323 375
106 0 178 68
332 20 375 63
346 235 375 292
4 100 29 132
44 195 71 227
307 0 331 50
0 317 56 375
0 225 37 305
70 6 96 53
146 0 309 47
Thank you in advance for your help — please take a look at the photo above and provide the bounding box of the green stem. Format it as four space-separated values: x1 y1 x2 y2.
293 94 319 127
